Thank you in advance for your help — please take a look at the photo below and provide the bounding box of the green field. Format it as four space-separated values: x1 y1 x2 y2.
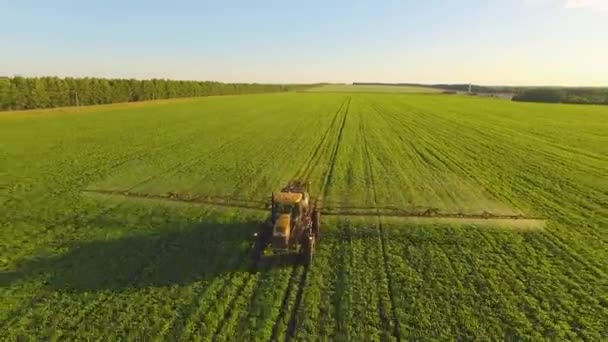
306 84 441 93
1 92 607 340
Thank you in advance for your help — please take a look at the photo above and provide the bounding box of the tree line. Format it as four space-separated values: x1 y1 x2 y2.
0 76 302 111
354 82 608 105
512 88 608 105
353 82 503 93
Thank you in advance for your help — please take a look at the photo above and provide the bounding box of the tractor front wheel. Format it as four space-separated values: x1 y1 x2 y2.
312 209 320 241
252 230 269 261
301 235 314 266
252 235 263 261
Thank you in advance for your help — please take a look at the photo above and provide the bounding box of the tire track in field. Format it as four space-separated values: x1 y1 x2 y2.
296 97 349 182
283 96 352 339
269 263 303 341
360 116 402 340
319 97 351 201
252 96 351 339
260 97 351 339
204 96 349 338
285 265 309 340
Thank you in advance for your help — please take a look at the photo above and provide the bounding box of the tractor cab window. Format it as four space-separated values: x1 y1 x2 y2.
292 204 300 218
274 202 299 219
275 203 292 214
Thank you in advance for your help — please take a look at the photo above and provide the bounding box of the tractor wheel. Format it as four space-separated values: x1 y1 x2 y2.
252 230 268 261
252 236 263 261
301 235 314 266
312 209 320 241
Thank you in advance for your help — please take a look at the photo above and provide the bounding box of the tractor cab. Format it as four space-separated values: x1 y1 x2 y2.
271 192 306 249
273 192 303 218
253 181 319 265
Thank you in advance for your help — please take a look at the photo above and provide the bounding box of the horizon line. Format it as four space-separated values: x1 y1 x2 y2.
1 73 606 89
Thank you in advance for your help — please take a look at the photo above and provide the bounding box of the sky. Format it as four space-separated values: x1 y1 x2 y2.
1 0 607 86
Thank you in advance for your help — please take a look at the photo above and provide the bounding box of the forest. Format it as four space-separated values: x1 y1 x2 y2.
512 88 608 105
0 76 298 111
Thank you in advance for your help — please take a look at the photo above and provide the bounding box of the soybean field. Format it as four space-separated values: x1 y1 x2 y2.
1 91 607 340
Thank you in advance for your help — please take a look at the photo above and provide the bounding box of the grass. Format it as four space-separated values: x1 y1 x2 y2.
305 84 442 93
1 91 607 340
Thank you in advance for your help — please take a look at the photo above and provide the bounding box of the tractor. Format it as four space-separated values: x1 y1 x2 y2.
252 181 320 265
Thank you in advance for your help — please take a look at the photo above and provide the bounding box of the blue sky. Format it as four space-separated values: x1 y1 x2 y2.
1 0 607 85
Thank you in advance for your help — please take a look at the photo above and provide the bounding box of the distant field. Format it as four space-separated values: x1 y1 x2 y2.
1 92 607 339
306 84 441 93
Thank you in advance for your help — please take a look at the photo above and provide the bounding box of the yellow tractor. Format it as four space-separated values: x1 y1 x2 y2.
253 181 320 265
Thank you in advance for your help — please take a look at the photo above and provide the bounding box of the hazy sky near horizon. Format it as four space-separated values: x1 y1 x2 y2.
1 0 607 86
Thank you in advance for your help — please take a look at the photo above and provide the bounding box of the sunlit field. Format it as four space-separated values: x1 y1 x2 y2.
2 91 607 340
